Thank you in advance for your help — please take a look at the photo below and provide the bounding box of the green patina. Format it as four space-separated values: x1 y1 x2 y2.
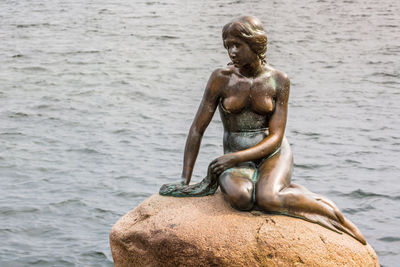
268 76 277 90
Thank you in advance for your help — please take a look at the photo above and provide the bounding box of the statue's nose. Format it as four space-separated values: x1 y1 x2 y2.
229 46 238 59
229 51 236 59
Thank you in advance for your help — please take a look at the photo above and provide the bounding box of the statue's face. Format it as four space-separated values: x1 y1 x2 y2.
224 34 258 68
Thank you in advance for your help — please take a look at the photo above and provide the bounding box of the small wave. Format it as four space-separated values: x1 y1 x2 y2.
334 189 400 200
8 112 29 118
50 198 87 207
28 259 51 266
41 95 61 102
65 60 93 65
125 90 150 99
155 147 173 152
16 23 51 28
80 251 109 260
67 148 101 154
110 80 130 85
333 37 360 42
29 259 74 266
0 228 14 233
114 175 131 180
293 163 328 169
203 143 219 148
137 34 179 40
370 71 399 78
0 207 40 215
115 191 150 198
66 50 102 54
93 207 115 214
35 104 50 109
378 236 400 242
158 35 179 40
98 8 109 14
380 45 400 55
127 15 161 20
366 60 385 65
138 113 152 120
49 50 103 56
292 130 320 137
369 136 387 142
19 66 48 72
145 1 171 6
112 129 132 134
344 159 361 164
170 133 186 138
342 204 374 214
0 132 23 136
378 24 398 28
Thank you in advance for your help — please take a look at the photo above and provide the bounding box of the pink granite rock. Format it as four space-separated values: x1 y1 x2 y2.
110 192 379 266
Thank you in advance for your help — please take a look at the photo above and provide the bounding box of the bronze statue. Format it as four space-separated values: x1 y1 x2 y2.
160 16 366 245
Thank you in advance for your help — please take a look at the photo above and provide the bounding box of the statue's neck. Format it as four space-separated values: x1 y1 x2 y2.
239 60 263 78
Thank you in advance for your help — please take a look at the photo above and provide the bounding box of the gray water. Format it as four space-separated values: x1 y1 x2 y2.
1 0 399 266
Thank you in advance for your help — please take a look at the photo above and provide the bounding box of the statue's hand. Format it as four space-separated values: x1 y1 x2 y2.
210 154 239 176
180 178 190 186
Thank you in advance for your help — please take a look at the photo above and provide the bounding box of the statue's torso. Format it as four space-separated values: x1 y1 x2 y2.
219 69 278 154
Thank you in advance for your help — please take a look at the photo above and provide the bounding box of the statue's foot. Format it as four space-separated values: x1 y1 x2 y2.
290 209 366 245
331 214 367 245
310 196 366 244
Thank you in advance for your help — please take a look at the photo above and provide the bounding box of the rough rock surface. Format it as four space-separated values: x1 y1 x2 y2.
110 192 379 267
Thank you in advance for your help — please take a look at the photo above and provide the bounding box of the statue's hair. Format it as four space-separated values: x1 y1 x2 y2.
222 16 268 64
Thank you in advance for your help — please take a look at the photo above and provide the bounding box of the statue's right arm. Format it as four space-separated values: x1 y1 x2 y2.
180 69 227 184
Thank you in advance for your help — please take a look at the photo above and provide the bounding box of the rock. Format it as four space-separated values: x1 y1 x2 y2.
110 192 379 267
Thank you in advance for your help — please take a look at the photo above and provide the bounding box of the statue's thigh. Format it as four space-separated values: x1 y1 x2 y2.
255 139 294 197
219 166 255 196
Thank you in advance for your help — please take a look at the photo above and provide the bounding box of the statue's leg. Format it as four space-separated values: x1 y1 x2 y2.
219 166 256 211
255 138 366 244
287 183 366 244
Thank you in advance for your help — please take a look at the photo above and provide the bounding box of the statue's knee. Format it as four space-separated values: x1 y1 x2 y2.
219 172 254 211
228 190 253 211
256 192 282 212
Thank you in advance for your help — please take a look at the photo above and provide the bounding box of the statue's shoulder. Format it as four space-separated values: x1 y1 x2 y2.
205 66 234 94
265 65 289 83
211 65 235 81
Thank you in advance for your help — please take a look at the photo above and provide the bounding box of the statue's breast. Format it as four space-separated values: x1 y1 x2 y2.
221 95 248 114
221 79 276 115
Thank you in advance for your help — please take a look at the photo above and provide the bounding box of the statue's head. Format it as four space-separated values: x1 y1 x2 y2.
222 16 268 64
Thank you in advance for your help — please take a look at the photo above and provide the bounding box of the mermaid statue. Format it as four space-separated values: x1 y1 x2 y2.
159 16 366 245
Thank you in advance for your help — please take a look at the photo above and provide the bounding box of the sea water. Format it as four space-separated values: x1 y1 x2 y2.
0 0 399 266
